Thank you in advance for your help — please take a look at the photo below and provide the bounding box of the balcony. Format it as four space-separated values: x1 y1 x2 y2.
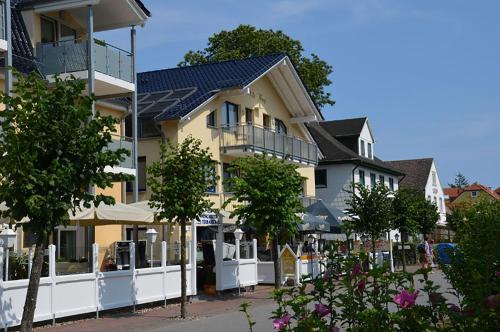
0 1 6 52
36 39 134 96
104 135 135 175
220 124 318 166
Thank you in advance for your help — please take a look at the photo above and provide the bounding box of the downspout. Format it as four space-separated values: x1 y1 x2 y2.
5 0 12 98
352 161 361 192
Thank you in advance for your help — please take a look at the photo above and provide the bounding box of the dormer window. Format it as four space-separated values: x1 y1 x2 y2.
360 140 366 157
367 143 373 159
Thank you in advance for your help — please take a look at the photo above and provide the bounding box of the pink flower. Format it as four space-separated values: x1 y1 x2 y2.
394 289 419 309
273 314 292 331
485 294 500 309
351 263 362 277
356 279 366 293
496 271 500 277
314 303 331 318
330 327 340 332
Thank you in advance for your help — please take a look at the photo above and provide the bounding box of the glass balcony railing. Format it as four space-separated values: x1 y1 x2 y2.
220 124 318 165
107 135 134 169
36 39 133 83
0 1 5 40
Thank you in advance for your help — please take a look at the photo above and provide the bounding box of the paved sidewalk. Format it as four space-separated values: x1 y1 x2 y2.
35 286 276 332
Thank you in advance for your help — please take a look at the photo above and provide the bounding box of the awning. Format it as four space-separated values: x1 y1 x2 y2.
298 213 330 233
1 201 155 226
306 201 343 233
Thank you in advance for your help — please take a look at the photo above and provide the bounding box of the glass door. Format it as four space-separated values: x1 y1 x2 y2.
59 230 76 261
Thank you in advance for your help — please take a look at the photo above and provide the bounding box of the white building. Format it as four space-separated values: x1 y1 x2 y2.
307 118 404 236
385 158 447 225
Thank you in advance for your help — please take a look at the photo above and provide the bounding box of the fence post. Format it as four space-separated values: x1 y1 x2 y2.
0 246 3 282
190 222 197 297
130 242 136 312
161 241 167 307
28 247 33 277
4 248 8 281
92 243 99 319
253 239 258 284
48 244 56 325
215 215 224 291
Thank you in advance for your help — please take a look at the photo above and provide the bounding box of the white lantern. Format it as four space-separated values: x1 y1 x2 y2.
145 228 158 244
0 228 16 248
234 228 244 241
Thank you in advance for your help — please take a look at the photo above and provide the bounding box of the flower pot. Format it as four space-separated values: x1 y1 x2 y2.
203 284 216 296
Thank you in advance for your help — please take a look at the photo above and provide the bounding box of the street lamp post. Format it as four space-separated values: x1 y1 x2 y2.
394 233 400 270
234 228 244 296
146 229 158 268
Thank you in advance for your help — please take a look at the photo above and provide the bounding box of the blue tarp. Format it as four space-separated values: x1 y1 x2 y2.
435 243 457 265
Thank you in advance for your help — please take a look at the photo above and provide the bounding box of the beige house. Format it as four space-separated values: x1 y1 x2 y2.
126 54 322 239
0 0 150 269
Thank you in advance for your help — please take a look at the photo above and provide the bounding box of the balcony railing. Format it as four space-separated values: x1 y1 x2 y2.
220 124 318 165
36 39 133 83
107 135 134 169
221 193 320 213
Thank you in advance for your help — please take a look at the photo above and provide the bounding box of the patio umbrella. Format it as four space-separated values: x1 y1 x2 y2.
298 212 330 233
68 201 155 226
306 200 343 233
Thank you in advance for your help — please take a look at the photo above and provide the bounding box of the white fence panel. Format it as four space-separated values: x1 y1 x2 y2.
257 261 275 284
239 260 258 286
98 271 134 310
135 268 164 304
54 274 95 318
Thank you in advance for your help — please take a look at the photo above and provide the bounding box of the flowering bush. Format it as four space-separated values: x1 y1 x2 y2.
241 241 498 331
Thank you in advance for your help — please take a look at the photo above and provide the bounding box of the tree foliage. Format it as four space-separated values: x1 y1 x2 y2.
414 197 440 237
179 24 334 108
0 72 131 331
224 155 305 288
147 136 218 317
345 182 393 254
448 172 469 188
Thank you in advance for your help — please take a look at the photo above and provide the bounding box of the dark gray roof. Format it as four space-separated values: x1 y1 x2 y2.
317 117 367 137
138 54 304 121
385 158 434 192
307 122 403 175
16 0 151 16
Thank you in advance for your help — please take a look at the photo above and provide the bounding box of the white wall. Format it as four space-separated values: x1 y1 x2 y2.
315 163 399 213
359 121 374 158
424 161 447 224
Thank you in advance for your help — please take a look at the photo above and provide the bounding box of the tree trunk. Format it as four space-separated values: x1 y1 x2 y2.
272 237 281 289
401 232 407 272
180 220 187 319
20 232 46 332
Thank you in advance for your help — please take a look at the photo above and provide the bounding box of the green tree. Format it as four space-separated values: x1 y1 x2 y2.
224 155 305 289
179 24 334 108
345 182 393 274
391 188 421 271
415 197 440 238
147 136 218 318
448 172 469 188
440 200 500 330
0 72 130 332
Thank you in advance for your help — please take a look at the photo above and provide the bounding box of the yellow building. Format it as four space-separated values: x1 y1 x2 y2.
1 0 150 269
126 54 322 241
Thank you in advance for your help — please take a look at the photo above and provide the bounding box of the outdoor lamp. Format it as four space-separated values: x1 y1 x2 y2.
0 228 16 248
146 228 158 268
234 228 244 241
395 233 400 242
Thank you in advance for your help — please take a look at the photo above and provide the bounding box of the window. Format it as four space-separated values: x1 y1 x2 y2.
275 118 287 135
360 140 366 157
427 195 431 201
359 170 365 186
433 196 437 204
137 157 147 191
245 108 253 124
379 175 385 185
221 102 238 126
439 198 444 212
205 164 216 193
370 173 376 187
432 171 437 186
59 24 76 42
389 177 394 191
315 169 327 188
471 191 478 198
140 117 161 138
206 110 216 127
223 163 238 192
367 143 373 159
263 114 271 129
41 17 57 43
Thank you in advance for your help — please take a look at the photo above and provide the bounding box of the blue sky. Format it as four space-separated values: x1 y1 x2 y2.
100 0 500 188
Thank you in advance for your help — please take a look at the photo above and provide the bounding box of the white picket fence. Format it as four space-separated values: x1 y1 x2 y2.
216 239 258 291
0 242 194 329
257 258 325 285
